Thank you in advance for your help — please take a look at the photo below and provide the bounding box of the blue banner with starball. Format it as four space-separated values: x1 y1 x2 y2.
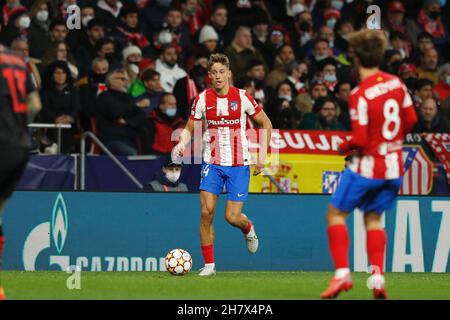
2 192 449 272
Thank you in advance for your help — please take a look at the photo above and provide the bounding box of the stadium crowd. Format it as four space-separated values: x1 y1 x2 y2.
0 0 449 155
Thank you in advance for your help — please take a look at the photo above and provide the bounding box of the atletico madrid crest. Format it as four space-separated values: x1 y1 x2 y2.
230 101 238 111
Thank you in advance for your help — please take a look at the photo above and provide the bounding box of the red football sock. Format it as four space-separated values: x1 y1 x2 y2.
327 224 350 269
243 221 252 235
367 229 386 275
201 244 214 264
0 236 4 258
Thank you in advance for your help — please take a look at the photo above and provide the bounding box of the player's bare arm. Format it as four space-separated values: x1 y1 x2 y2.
251 110 272 176
26 90 42 123
173 118 195 158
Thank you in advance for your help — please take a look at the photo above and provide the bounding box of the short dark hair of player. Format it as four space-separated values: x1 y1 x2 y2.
347 29 388 68
207 53 230 71
141 68 160 82
313 96 338 114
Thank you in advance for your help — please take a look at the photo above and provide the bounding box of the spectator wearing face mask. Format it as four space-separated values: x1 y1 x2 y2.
433 63 450 102
122 45 143 84
381 49 403 76
308 39 333 81
173 53 208 120
27 0 52 60
143 157 188 192
0 6 30 46
398 63 418 93
143 93 185 155
323 9 341 37
285 60 308 96
76 57 110 132
318 57 339 92
382 0 421 49
299 96 346 131
267 80 301 128
417 0 448 47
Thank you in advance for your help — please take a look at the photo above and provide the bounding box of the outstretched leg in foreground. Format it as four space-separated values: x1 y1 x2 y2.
321 204 353 299
199 191 218 276
225 200 258 253
365 212 388 299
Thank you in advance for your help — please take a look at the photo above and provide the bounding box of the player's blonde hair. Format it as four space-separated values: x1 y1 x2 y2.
207 53 230 71
347 29 388 68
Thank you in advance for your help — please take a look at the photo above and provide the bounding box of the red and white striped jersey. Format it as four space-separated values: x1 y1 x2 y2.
190 86 262 166
339 71 418 179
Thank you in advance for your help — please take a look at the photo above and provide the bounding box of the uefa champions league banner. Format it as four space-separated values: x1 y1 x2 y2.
2 191 450 272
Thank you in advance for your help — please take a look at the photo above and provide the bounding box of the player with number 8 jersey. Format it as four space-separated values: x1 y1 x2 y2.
173 53 272 276
319 30 417 300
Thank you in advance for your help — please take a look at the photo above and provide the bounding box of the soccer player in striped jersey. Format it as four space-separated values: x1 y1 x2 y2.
173 53 272 276
320 30 418 299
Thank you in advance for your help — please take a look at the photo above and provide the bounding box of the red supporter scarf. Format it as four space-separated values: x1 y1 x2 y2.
418 10 445 38
117 27 150 49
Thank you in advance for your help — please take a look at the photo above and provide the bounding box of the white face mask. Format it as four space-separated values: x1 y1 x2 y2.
19 15 31 29
291 3 306 16
36 10 49 22
166 170 181 183
82 15 94 27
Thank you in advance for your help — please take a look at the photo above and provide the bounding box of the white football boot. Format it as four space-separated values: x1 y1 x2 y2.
198 264 216 277
245 225 259 253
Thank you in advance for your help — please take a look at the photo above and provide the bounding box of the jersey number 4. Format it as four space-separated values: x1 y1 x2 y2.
2 68 27 113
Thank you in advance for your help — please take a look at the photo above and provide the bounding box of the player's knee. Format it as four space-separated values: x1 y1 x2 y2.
200 207 214 222
225 213 238 226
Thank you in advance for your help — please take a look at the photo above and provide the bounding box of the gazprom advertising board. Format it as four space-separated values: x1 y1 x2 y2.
2 192 449 272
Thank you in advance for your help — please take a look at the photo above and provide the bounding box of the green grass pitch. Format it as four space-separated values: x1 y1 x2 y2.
1 271 450 300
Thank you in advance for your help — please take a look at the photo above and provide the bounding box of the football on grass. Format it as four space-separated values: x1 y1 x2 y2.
165 249 192 275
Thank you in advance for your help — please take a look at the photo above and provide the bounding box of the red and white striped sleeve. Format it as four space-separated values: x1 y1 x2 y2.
189 90 206 121
241 90 262 118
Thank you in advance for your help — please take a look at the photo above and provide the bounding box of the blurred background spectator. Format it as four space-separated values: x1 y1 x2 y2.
143 156 188 192
2 0 448 156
